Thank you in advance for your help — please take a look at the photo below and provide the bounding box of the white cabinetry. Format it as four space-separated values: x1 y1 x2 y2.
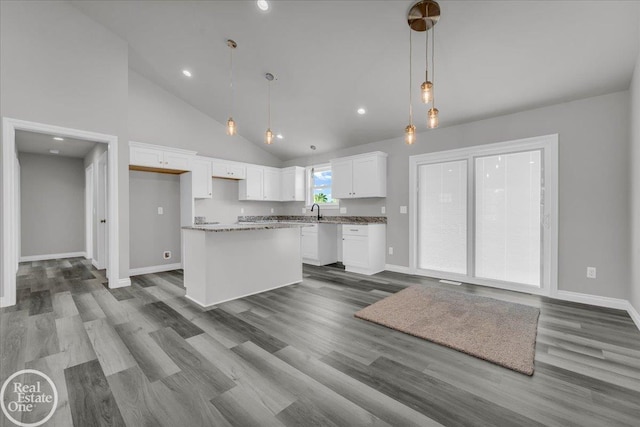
212 159 246 180
263 167 282 201
342 224 386 275
330 152 387 199
302 223 339 266
239 165 264 200
130 141 194 171
281 167 305 202
190 157 212 199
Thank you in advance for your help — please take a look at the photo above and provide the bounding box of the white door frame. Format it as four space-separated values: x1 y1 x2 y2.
2 117 122 307
409 134 558 297
85 163 94 261
96 151 108 271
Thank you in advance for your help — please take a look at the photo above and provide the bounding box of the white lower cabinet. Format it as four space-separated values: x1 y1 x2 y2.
342 224 386 275
301 223 338 266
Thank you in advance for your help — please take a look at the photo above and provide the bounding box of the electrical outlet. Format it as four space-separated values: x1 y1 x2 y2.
587 267 596 279
163 251 172 260
302 208 307 214
340 207 347 214
400 206 407 214
388 247 393 255
271 208 274 213
240 207 245 214
157 207 163 215
381 206 386 214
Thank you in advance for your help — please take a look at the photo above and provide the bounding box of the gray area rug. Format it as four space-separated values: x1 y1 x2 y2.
355 286 540 375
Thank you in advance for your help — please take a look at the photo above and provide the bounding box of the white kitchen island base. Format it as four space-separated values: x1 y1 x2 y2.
182 225 303 307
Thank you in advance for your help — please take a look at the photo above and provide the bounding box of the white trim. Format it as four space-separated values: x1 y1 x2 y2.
185 279 302 308
129 263 182 276
409 134 559 297
112 278 131 289
2 117 124 307
91 259 100 269
20 252 86 262
384 264 411 274
627 302 640 331
85 163 94 261
554 290 630 311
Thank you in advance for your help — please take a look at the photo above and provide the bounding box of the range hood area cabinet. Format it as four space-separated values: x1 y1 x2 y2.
130 141 196 172
330 152 387 199
239 165 305 202
211 159 246 180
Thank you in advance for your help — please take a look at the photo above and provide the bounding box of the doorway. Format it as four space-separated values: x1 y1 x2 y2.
409 134 558 296
1 118 122 307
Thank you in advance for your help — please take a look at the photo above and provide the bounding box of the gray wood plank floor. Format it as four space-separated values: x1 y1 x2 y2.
2 258 640 426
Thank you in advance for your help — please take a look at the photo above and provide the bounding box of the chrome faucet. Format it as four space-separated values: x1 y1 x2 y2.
310 203 322 221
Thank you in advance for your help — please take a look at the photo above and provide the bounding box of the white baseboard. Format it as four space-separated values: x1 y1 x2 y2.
20 252 86 262
0 296 15 308
626 301 640 331
129 263 182 277
108 278 131 289
384 264 411 274
553 290 630 311
185 279 302 308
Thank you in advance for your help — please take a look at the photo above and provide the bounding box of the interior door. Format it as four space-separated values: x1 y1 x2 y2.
96 151 108 271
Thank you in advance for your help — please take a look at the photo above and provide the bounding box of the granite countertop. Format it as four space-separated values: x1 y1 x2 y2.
237 215 387 225
182 223 311 233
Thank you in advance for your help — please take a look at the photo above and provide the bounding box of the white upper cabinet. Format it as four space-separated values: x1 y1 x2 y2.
129 141 196 171
330 151 387 198
280 166 305 201
239 165 264 200
190 157 212 199
211 159 246 180
263 167 282 201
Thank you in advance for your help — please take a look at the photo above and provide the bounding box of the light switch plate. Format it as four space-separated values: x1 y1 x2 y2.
400 206 407 214
340 207 347 214
381 206 386 214
587 267 596 279
271 208 274 213
157 207 163 215
240 208 245 214
388 247 393 255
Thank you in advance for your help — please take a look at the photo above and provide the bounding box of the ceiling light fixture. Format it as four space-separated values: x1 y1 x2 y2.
257 0 269 11
226 39 238 136
408 0 440 129
53 137 64 141
265 72 275 145
49 149 59 155
276 133 284 140
357 108 366 115
182 69 192 77
405 27 416 145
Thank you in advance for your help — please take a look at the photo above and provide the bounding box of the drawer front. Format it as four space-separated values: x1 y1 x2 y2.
301 223 318 234
342 224 368 236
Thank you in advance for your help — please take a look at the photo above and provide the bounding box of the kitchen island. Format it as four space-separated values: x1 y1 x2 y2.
181 223 308 307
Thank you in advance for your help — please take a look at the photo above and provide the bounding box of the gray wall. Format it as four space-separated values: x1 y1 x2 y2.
194 178 283 225
284 91 631 300
631 38 640 312
129 171 181 270
1 0 130 286
19 153 85 257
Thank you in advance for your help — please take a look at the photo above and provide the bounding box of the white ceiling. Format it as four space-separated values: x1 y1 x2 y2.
16 130 98 158
72 0 640 161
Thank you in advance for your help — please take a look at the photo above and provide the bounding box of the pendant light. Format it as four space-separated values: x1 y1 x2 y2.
405 28 416 145
427 23 439 129
265 72 274 144
226 39 237 136
407 0 441 129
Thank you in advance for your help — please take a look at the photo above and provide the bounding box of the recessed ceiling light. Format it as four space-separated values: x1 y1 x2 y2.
182 69 192 77
53 137 64 141
257 0 269 11
276 133 283 140
49 149 60 155
357 108 366 115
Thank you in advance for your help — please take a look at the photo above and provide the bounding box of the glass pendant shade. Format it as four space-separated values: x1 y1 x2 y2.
405 124 416 145
427 107 439 129
226 117 237 135
421 81 433 103
265 128 274 145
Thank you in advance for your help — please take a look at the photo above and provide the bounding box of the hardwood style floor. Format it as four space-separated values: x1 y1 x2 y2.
1 258 640 426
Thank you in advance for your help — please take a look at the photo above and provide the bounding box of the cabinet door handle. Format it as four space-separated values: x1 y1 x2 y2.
159 161 163 164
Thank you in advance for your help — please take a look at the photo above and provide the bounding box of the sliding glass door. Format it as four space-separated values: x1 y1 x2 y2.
410 135 557 294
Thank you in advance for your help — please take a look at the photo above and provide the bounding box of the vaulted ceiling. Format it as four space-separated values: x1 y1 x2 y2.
72 1 640 160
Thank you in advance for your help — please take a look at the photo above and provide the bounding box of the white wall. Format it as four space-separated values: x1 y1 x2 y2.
129 171 182 270
284 91 631 300
19 153 85 257
630 34 640 313
128 71 282 167
0 0 130 285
